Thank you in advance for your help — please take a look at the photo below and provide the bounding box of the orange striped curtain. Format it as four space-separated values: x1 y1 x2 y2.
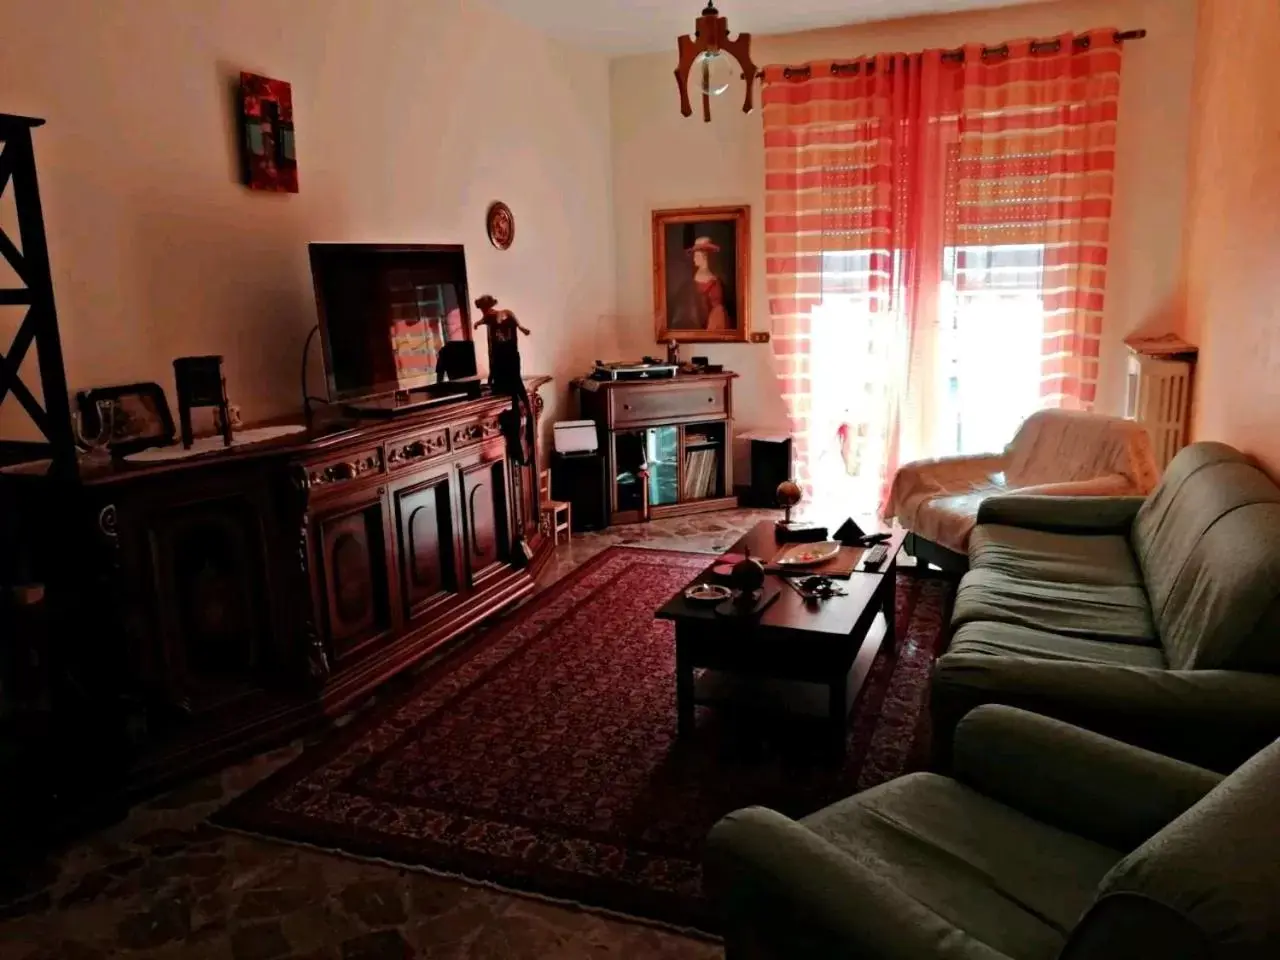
761 53 950 493
762 29 1124 493
950 30 1123 408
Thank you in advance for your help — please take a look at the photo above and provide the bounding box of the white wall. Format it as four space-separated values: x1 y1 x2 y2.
0 0 616 444
1181 0 1280 478
609 0 1198 433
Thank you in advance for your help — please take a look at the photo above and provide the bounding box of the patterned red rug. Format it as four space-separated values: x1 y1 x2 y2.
213 546 954 934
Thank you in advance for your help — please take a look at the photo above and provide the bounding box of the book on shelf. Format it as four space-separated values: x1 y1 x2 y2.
703 449 718 497
682 448 718 500
684 449 704 499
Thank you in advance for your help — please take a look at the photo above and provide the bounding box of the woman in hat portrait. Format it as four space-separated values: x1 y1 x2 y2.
668 232 736 331
653 206 749 341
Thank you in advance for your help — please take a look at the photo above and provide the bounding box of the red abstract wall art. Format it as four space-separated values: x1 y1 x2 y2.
239 72 298 193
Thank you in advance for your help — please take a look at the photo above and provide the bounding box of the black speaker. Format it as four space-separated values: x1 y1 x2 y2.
552 451 608 531
437 340 477 380
745 436 793 508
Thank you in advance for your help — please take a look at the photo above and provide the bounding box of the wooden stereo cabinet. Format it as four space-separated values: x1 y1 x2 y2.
4 378 551 795
576 372 738 525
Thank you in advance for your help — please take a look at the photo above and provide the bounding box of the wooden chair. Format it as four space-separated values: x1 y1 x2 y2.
539 469 571 546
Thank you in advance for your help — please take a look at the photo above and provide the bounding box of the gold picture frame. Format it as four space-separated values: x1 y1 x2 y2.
652 205 750 343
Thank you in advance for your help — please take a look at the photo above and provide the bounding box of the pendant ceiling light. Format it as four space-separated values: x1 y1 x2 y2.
674 2 758 122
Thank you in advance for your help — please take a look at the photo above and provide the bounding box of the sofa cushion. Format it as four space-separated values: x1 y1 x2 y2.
803 772 1122 960
954 568 1157 644
949 622 1167 668
970 524 1143 587
1131 442 1280 671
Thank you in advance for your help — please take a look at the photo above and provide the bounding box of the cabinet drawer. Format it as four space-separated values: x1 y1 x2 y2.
387 428 450 471
452 415 503 450
610 382 726 426
300 447 384 494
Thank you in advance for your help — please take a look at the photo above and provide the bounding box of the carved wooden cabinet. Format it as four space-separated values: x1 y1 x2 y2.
31 379 551 792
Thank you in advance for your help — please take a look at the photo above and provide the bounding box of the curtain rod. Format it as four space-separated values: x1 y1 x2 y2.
774 29 1146 80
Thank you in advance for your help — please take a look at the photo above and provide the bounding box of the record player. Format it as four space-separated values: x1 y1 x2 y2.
592 358 679 381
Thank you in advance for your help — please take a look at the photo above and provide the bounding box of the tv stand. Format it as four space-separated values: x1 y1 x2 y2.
3 377 551 799
344 377 484 418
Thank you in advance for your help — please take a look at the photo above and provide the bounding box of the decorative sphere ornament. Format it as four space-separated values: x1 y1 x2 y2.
776 479 802 524
730 555 766 599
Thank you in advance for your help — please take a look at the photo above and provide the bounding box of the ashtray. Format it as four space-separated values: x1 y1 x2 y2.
685 583 731 604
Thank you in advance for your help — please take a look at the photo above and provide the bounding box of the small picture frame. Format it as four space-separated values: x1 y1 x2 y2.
75 382 176 456
652 205 751 343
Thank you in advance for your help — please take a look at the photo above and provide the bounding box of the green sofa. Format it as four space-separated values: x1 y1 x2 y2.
706 705 1279 960
931 441 1280 771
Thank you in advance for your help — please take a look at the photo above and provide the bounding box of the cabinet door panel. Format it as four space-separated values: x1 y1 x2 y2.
460 456 510 583
314 494 391 663
147 495 273 711
393 472 461 618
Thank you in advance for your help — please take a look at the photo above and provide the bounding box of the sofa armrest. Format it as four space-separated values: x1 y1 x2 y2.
975 494 1147 533
706 807 1005 960
952 705 1221 849
932 655 1280 772
884 452 1007 519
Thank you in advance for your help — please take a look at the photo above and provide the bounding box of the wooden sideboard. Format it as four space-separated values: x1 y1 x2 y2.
3 378 551 796
576 372 738 525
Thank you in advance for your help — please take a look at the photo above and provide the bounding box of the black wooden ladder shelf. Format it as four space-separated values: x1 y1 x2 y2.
0 113 75 468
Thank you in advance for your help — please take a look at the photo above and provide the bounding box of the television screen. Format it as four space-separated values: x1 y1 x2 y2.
309 243 474 401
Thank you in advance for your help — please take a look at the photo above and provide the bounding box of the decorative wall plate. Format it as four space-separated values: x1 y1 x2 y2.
486 201 514 250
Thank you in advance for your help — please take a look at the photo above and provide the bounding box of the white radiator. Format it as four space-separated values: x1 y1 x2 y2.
1125 353 1194 470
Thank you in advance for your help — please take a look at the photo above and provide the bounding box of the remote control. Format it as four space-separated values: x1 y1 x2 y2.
861 543 889 570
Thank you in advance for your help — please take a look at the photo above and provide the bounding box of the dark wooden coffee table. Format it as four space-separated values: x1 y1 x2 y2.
655 521 906 747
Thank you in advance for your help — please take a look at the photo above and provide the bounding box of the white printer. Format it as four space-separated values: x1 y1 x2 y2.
553 420 599 455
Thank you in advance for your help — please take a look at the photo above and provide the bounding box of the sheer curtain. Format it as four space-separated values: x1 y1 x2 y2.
762 30 1124 513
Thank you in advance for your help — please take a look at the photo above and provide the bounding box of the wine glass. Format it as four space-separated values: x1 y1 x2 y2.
74 398 116 459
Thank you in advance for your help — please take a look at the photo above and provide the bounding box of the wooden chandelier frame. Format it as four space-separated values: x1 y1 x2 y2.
674 2 758 123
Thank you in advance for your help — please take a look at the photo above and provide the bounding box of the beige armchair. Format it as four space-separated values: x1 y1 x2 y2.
883 410 1159 567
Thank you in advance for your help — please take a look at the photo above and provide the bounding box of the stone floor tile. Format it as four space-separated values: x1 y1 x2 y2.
230 920 294 960
0 510 782 959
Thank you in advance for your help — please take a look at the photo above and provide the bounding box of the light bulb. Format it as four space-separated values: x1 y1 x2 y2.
693 49 734 98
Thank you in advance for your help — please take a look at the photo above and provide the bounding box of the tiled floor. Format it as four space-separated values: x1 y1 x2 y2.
0 509 781 960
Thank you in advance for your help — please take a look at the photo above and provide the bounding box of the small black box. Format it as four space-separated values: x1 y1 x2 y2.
552 450 608 532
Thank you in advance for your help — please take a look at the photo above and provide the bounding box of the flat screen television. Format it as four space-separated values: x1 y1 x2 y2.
309 243 476 402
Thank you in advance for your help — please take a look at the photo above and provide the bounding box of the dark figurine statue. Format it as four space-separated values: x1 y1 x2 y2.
474 294 534 465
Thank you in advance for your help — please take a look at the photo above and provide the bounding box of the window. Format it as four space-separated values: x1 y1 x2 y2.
809 251 899 511
812 242 1047 501
936 244 1046 456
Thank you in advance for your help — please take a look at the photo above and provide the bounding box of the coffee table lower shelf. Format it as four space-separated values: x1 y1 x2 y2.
677 611 889 751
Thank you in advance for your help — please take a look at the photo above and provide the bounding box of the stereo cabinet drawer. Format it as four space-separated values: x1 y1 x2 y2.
609 382 726 426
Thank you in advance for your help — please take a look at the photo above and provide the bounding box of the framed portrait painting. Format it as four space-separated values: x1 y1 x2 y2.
652 205 750 343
